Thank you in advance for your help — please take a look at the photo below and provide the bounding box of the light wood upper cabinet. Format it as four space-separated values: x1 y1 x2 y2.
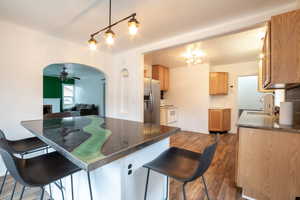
263 9 300 89
261 22 272 89
258 24 274 93
208 109 231 132
209 72 228 95
152 65 169 91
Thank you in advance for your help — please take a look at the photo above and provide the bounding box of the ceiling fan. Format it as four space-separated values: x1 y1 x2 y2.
59 66 80 81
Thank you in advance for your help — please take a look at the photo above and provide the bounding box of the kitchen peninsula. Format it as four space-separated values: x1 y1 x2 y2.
21 115 180 200
236 111 300 200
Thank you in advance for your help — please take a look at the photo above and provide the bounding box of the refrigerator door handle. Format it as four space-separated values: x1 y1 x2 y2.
149 92 153 112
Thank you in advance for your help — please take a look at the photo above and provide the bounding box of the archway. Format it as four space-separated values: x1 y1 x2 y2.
43 63 106 118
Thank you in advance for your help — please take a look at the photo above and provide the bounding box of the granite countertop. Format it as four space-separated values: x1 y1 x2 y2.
21 116 180 171
237 111 300 133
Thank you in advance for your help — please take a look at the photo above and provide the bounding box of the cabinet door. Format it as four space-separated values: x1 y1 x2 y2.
209 72 228 95
209 109 231 132
271 9 300 85
237 128 300 200
152 65 169 91
163 67 169 91
222 109 231 131
262 22 272 88
209 109 223 131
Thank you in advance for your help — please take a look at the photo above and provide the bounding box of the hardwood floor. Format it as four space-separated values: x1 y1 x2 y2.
0 132 243 200
0 176 50 200
170 132 244 200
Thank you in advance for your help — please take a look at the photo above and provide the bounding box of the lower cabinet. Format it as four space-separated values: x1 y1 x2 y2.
208 109 231 132
237 128 300 200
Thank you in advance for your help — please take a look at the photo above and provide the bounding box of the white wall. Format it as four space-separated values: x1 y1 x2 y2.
109 52 144 121
75 74 105 116
210 61 259 133
0 19 113 174
43 98 60 113
144 54 153 78
165 64 210 133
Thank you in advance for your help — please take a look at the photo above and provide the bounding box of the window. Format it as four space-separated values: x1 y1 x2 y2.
63 84 75 108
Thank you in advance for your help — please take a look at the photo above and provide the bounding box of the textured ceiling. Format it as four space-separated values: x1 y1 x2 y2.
0 0 295 52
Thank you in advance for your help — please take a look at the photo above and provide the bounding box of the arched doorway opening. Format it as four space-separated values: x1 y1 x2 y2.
43 63 106 118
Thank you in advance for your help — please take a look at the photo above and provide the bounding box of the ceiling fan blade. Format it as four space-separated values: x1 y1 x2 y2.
72 77 81 80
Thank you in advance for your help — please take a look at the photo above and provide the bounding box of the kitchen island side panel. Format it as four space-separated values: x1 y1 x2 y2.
47 138 169 200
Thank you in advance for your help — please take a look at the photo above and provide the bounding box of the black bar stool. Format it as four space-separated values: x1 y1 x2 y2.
0 130 48 197
143 142 217 200
0 137 81 200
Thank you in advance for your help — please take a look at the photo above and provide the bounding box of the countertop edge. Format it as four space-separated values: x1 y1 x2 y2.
237 111 300 134
21 119 181 171
87 127 181 171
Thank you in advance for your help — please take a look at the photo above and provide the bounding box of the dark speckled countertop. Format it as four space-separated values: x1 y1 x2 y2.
237 111 300 133
21 116 180 171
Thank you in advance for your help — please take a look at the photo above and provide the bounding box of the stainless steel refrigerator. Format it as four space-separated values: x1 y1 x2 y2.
144 78 160 124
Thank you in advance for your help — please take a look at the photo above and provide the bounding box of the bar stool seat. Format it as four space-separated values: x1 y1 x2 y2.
0 130 49 198
144 147 202 181
17 152 80 187
8 137 47 154
0 139 81 200
143 142 218 200
0 130 48 155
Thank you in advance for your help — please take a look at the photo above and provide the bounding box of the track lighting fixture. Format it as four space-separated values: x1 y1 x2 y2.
128 17 140 36
105 29 115 45
88 0 140 48
88 37 98 50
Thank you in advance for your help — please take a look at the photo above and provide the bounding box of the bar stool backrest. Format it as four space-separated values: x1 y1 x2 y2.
0 137 28 186
188 142 217 182
0 130 8 140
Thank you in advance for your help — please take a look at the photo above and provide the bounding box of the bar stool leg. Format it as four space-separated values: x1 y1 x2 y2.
45 147 53 200
0 169 8 194
201 176 210 200
19 186 25 200
87 172 93 200
49 183 52 200
165 176 169 200
71 175 74 200
144 168 150 200
59 179 65 200
182 182 187 200
10 181 17 200
40 187 45 200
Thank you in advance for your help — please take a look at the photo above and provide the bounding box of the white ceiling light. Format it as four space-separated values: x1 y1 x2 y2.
182 48 206 65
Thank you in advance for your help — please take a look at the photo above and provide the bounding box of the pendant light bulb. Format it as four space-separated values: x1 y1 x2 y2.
88 37 98 50
128 17 140 36
105 29 115 45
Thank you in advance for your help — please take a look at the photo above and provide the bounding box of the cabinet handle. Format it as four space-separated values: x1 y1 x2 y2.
128 170 132 175
128 164 132 169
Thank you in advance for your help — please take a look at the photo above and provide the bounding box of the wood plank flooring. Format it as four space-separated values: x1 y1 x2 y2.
0 132 243 200
0 176 50 200
170 132 244 200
